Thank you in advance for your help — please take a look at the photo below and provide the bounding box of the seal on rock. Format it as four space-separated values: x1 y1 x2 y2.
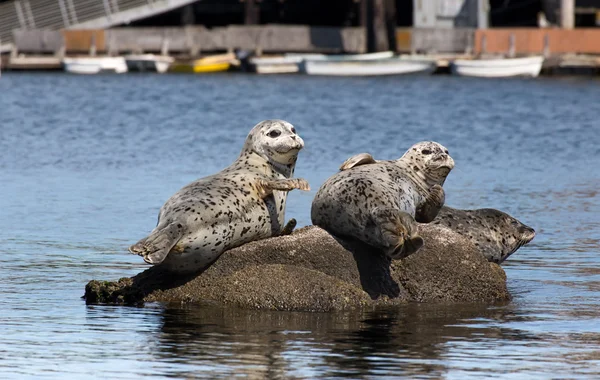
338 152 536 264
427 206 536 263
311 141 454 260
129 119 309 273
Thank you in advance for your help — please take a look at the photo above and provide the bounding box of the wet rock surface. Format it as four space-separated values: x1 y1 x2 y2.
84 225 510 311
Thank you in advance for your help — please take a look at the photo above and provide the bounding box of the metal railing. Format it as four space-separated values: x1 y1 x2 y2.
0 0 198 50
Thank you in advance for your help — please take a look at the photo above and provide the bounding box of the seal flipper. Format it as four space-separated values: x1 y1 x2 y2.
339 153 377 171
129 222 184 265
369 207 424 260
415 184 445 223
280 218 297 236
256 178 310 199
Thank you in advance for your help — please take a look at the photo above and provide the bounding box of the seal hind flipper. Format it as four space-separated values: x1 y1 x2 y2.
415 184 445 223
339 153 377 171
370 208 424 260
129 223 184 265
256 178 310 199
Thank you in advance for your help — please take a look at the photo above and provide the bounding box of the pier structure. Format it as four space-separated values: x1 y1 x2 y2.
0 0 599 73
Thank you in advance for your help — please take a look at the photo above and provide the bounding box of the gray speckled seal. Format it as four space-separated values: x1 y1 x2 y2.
311 141 454 260
129 119 309 273
427 206 536 264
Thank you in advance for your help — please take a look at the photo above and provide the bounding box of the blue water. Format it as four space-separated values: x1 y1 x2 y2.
1 72 599 379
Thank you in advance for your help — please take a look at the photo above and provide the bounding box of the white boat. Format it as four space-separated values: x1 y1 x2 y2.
247 51 396 74
247 56 301 74
450 56 544 78
287 51 394 62
303 57 436 76
124 54 174 73
62 57 128 74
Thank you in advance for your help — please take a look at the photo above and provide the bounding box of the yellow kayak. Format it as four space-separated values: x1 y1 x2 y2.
170 53 236 73
170 61 230 73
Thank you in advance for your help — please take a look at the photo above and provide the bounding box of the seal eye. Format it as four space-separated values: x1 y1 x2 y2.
291 127 296 134
421 149 432 155
444 150 449 154
267 130 281 138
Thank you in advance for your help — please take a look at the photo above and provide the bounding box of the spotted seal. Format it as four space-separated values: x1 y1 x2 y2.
311 141 454 259
427 206 536 263
129 119 309 273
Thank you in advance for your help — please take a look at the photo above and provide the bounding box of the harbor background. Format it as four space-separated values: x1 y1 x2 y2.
1 0 600 74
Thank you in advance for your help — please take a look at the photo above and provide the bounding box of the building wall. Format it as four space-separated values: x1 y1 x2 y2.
413 0 483 28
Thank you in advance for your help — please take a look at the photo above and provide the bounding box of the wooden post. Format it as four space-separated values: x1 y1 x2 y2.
89 34 96 57
477 0 489 29
508 33 515 58
561 0 574 29
181 4 195 25
360 0 367 27
245 0 260 25
384 0 396 52
481 34 487 55
543 34 550 57
365 0 388 52
161 38 169 56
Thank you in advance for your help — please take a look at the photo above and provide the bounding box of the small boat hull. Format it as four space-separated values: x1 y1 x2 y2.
450 56 544 78
170 54 235 73
286 51 394 62
62 57 128 74
303 57 436 76
125 54 174 73
255 63 299 74
170 61 231 73
245 51 396 74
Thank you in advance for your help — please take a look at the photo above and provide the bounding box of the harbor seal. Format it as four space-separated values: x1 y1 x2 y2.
129 119 309 273
311 141 454 260
427 206 536 264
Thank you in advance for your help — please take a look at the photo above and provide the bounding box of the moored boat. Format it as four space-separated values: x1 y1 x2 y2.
246 56 301 74
450 56 544 78
170 53 236 74
302 57 436 76
288 50 394 62
124 54 174 73
245 51 396 74
62 57 128 74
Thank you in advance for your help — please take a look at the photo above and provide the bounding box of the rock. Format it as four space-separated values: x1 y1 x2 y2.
84 225 510 311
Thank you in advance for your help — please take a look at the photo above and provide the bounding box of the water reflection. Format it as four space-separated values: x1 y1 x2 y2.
135 302 586 378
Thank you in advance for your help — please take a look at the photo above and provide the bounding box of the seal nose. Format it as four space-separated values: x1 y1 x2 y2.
442 154 455 169
519 226 536 243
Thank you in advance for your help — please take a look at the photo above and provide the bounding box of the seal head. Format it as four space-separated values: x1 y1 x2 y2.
396 141 455 190
431 207 536 263
242 119 304 170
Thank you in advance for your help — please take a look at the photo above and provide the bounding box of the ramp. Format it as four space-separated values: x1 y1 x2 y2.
0 0 199 52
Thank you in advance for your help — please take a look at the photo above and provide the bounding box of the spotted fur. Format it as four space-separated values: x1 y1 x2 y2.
428 206 536 264
311 141 454 260
129 120 308 273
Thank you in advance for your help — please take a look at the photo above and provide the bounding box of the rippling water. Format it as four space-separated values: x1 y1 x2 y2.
1 72 599 379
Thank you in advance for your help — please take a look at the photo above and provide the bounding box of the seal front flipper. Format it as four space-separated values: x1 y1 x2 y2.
339 153 377 171
129 222 184 265
279 218 297 236
415 184 445 223
369 207 424 260
256 178 310 199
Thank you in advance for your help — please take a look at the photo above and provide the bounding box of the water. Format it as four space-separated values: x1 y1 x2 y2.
0 72 599 379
